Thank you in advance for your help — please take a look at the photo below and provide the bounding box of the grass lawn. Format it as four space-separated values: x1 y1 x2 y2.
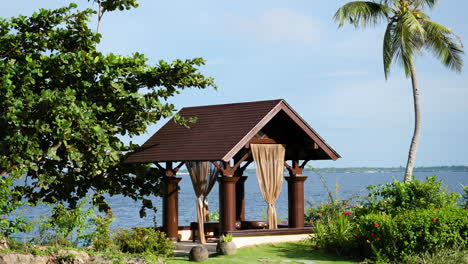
167 242 358 264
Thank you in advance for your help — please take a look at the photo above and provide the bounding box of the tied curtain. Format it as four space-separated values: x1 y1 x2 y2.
185 161 219 244
251 144 285 229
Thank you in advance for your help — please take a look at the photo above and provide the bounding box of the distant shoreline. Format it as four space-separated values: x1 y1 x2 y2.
301 165 468 173
177 165 468 174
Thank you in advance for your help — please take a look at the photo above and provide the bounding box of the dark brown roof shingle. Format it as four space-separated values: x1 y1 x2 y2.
125 99 340 163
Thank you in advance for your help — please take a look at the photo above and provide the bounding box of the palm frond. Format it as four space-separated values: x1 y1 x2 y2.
392 16 422 77
422 19 464 72
410 0 438 9
378 0 399 8
400 10 426 43
334 1 391 28
383 22 396 79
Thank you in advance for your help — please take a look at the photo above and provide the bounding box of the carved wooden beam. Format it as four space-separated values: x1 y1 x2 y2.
233 151 252 171
300 160 310 169
156 161 182 177
284 160 304 176
155 162 165 171
241 160 253 171
174 161 185 172
211 161 223 172
284 162 293 171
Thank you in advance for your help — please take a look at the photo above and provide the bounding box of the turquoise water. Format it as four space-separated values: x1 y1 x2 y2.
18 171 467 231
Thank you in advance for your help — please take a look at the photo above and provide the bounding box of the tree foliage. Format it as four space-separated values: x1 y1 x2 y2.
0 4 216 214
334 0 463 181
334 0 463 79
88 0 139 33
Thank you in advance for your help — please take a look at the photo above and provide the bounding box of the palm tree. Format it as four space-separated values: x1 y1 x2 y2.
334 0 464 182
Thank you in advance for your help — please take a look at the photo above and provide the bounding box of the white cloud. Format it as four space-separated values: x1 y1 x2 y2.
229 8 319 43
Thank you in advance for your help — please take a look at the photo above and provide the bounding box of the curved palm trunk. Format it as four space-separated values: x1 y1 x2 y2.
96 5 104 34
404 62 421 182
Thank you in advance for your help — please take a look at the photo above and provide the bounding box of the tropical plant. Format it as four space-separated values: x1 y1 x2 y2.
358 176 460 216
35 198 94 246
114 227 174 256
311 213 357 256
87 209 115 251
0 4 216 214
0 168 31 238
354 207 468 262
221 234 233 242
207 209 219 222
334 0 464 182
463 185 468 209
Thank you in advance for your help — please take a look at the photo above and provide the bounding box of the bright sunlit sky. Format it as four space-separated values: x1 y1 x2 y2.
2 1 468 168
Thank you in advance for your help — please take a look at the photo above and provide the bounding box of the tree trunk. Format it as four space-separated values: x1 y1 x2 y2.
96 4 104 34
404 62 421 182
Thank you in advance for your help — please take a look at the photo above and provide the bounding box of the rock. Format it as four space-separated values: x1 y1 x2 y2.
58 249 92 264
0 239 10 249
189 246 209 262
0 240 8 250
0 253 49 264
216 241 237 255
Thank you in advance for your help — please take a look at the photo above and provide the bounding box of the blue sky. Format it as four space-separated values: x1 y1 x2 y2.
3 0 468 168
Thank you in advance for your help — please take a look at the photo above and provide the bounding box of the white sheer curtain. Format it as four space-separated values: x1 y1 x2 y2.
251 144 285 229
185 161 219 243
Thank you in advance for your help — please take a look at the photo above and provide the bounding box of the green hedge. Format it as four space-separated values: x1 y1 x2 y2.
354 207 468 261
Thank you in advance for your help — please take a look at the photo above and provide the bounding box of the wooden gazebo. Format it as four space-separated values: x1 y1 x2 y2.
126 99 340 241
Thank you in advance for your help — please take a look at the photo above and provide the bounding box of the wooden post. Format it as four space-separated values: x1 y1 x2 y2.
235 176 248 221
161 161 183 241
218 174 239 233
285 176 307 228
285 160 308 228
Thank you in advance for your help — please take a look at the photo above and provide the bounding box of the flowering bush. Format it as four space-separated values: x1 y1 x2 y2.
354 207 468 262
114 227 174 257
307 175 467 263
305 199 356 225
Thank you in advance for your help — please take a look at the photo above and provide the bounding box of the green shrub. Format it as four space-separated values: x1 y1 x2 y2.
35 198 94 246
354 207 468 262
305 199 355 225
88 209 115 251
308 176 468 263
359 176 460 216
463 185 468 209
311 213 357 256
405 248 468 264
0 169 32 238
114 227 174 257
208 209 219 222
305 167 359 225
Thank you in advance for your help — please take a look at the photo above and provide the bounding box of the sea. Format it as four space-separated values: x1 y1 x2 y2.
16 171 467 232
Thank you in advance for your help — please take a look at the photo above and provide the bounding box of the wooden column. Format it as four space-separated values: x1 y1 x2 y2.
235 176 248 221
285 176 307 228
159 161 184 241
162 176 181 241
285 160 308 228
218 175 239 233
